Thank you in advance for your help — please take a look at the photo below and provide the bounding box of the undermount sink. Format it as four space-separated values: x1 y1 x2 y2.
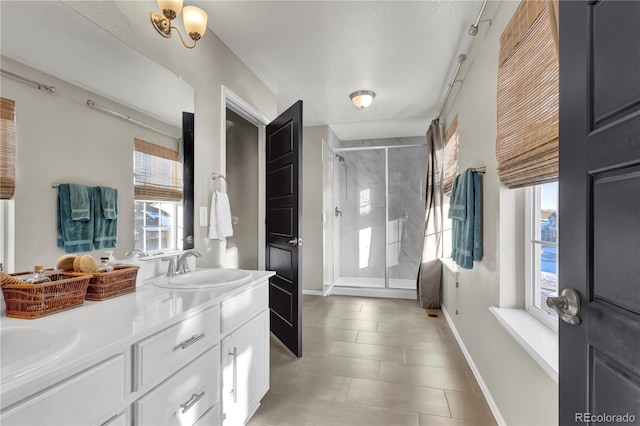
1 322 80 384
152 268 252 289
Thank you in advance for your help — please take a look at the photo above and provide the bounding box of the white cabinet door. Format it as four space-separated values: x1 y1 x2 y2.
222 310 269 426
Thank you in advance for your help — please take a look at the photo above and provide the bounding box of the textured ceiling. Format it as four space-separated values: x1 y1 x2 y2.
193 1 483 140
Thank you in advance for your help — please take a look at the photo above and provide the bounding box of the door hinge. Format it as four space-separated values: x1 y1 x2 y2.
455 281 459 288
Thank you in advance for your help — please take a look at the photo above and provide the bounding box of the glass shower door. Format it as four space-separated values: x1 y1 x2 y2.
335 149 386 288
387 146 428 289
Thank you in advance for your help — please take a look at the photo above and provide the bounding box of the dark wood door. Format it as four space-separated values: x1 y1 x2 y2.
559 2 640 423
265 100 303 357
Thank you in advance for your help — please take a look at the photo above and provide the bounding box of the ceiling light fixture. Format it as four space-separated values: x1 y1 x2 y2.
350 90 376 110
150 0 208 49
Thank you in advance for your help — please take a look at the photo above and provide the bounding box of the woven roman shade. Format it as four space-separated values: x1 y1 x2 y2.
134 138 182 202
496 2 559 188
443 115 459 196
1 98 16 199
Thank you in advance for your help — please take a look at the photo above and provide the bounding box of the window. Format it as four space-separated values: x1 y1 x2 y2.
442 115 459 196
525 182 558 330
1 98 16 200
133 138 183 252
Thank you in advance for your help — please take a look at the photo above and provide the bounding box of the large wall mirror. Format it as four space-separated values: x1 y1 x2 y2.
0 1 195 271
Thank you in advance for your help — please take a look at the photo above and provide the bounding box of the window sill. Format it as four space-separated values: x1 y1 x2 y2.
489 307 558 383
439 257 459 275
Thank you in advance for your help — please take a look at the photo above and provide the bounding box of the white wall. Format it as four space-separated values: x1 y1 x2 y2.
439 1 558 425
0 57 178 272
301 125 326 292
64 0 278 268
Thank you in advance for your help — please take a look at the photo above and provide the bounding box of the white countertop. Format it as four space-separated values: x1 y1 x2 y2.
0 270 275 408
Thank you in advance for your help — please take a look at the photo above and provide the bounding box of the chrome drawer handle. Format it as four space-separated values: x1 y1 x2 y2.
229 347 238 403
180 391 205 414
179 333 206 349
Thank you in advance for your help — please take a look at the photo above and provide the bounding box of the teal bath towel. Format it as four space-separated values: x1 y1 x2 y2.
69 183 90 221
449 169 483 269
57 184 94 253
93 186 118 249
99 186 117 219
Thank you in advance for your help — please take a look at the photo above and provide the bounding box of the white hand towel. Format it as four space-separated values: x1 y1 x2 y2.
208 191 233 240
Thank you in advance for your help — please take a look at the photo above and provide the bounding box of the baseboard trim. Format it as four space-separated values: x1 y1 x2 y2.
441 305 506 426
322 283 335 297
329 286 416 300
302 290 323 296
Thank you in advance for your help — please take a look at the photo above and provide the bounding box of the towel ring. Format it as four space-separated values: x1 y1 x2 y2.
211 173 228 192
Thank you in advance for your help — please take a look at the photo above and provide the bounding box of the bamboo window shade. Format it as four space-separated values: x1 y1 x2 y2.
134 138 183 202
443 115 459 196
496 2 559 188
1 98 16 200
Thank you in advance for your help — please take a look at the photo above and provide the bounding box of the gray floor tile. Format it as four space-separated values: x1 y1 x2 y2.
303 326 359 343
379 362 475 392
445 390 496 424
356 330 427 347
305 399 420 425
418 414 491 426
404 348 470 370
306 317 379 332
296 354 381 380
377 321 443 337
329 341 405 362
347 378 451 417
270 373 352 402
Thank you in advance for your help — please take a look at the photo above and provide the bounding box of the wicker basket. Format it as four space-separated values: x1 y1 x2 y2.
85 265 139 301
1 272 91 319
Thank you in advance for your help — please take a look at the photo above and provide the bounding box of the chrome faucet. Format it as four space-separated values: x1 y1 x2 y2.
176 250 202 274
125 249 146 259
161 256 177 277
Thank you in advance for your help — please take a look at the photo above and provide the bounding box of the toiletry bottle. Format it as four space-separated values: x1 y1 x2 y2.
97 257 114 273
105 251 116 264
26 265 52 284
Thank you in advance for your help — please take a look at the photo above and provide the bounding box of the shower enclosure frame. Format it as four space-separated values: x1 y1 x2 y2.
331 143 426 298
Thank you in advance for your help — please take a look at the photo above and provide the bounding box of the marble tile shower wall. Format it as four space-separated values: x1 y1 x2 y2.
335 143 427 283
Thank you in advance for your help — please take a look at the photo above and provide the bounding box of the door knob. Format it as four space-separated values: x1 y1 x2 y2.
546 288 582 326
287 237 304 247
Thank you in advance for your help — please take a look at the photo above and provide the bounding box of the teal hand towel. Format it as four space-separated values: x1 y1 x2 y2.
69 183 90 221
57 184 94 253
93 186 118 249
450 169 483 269
99 186 117 219
448 174 467 221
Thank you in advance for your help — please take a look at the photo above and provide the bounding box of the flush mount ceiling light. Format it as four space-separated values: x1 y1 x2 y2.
350 90 376 110
150 0 208 49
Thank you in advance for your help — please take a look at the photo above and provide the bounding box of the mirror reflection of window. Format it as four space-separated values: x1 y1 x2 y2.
133 138 183 253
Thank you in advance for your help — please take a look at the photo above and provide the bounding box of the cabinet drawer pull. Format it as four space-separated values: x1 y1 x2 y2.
179 333 205 349
229 346 238 403
180 391 206 414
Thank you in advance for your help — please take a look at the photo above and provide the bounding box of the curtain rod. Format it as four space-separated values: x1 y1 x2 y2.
1 69 55 93
437 0 489 119
86 99 180 141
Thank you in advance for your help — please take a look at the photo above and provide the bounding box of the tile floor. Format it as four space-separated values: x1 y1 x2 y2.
249 295 496 426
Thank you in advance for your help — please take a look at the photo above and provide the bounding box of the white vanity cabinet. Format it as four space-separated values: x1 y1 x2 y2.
0 273 273 426
220 282 270 426
0 355 126 426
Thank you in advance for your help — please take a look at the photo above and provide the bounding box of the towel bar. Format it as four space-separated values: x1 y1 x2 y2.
211 173 228 192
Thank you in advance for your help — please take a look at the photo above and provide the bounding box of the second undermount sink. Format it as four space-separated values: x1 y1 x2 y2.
152 268 252 289
1 322 81 384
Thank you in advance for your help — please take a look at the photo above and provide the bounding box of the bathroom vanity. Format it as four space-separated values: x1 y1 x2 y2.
0 270 274 426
